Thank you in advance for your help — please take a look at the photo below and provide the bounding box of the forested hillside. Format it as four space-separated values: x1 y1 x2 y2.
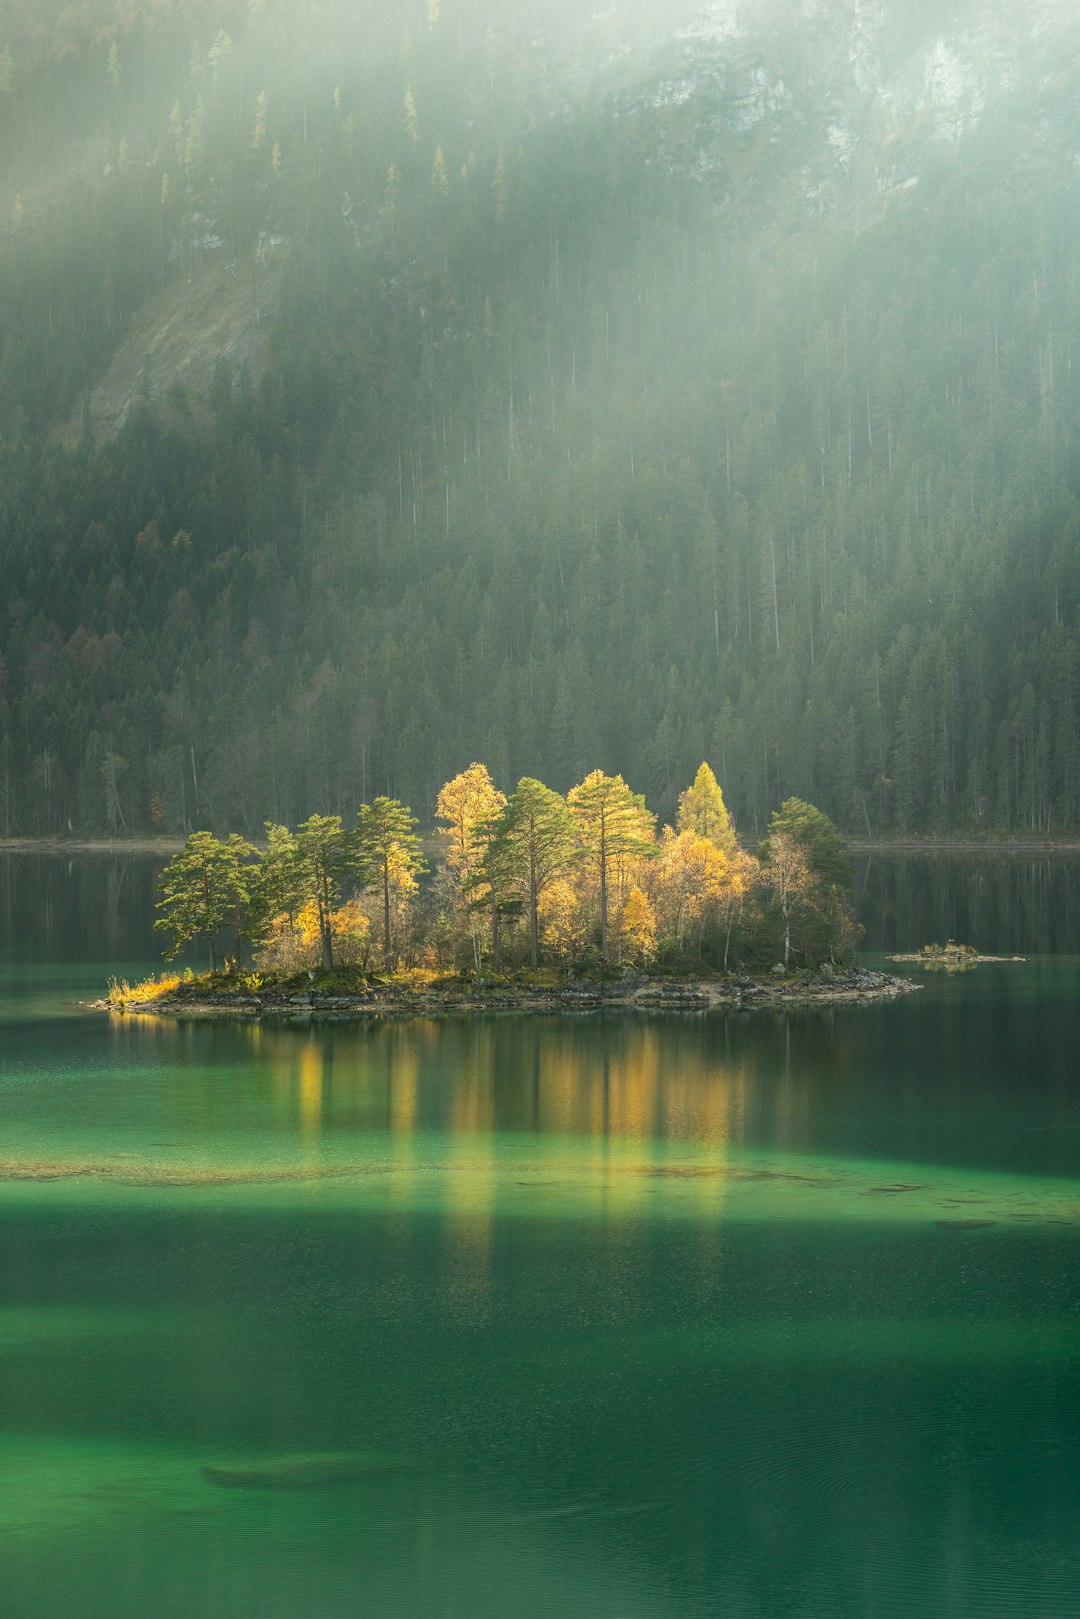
3 0 1080 836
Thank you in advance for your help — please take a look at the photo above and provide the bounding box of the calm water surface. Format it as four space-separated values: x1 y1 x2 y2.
1 853 1079 1618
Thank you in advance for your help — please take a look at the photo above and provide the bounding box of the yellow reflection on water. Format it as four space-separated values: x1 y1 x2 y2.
298 1040 324 1142
442 1051 496 1322
388 1038 421 1136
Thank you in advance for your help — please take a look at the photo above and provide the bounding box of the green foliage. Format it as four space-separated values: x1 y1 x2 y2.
761 799 850 892
294 814 352 969
154 830 257 969
484 778 582 967
150 760 856 973
355 796 426 965
758 800 855 967
567 769 655 957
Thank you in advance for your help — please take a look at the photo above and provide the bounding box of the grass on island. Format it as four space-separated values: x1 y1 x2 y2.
107 960 638 1009
106 971 186 1010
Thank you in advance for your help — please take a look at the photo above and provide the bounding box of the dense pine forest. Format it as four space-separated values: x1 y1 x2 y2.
3 0 1080 837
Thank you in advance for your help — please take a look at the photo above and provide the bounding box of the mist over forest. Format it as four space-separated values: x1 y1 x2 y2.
3 0 1080 837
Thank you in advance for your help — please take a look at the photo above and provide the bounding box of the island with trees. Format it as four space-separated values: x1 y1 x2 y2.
105 763 915 1020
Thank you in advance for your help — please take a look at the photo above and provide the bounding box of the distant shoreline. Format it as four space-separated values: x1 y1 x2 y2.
4 835 1080 858
0 838 186 855
846 838 1080 855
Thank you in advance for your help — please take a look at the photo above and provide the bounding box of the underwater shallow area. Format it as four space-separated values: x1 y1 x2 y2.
1 853 1079 1617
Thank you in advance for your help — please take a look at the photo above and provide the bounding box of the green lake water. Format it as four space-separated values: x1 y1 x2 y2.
1 853 1079 1617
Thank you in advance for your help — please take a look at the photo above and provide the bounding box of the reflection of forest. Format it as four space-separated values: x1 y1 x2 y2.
3 852 1080 968
855 856 1080 956
219 1014 854 1162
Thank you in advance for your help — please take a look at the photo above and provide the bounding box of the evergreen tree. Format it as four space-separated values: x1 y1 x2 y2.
567 769 655 958
355 797 426 966
154 831 251 970
294 814 352 969
485 778 581 967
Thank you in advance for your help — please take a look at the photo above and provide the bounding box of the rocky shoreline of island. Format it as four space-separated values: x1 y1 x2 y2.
99 965 919 1023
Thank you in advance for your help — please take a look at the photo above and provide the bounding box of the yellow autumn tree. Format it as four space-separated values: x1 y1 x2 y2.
436 763 506 967
567 769 655 959
539 878 588 965
615 885 657 967
331 897 372 966
649 827 730 955
677 762 737 855
256 899 322 972
715 845 758 970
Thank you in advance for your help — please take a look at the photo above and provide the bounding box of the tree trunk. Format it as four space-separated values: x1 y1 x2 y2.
528 839 539 967
382 857 392 966
492 894 502 972
529 892 539 967
598 815 608 959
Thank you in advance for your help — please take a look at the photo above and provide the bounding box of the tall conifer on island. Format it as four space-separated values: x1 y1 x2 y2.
567 770 655 959
254 824 305 926
355 797 426 967
677 763 737 855
484 778 581 967
247 823 306 954
759 799 853 965
155 831 257 970
294 814 352 970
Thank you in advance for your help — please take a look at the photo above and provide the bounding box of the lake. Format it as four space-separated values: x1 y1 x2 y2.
1 852 1078 1617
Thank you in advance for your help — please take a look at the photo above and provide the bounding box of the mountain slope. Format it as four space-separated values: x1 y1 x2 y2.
2 0 1080 836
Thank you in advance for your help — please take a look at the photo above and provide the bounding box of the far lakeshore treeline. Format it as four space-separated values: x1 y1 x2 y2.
154 762 856 979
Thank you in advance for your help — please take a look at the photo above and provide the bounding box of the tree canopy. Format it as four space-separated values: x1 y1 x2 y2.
153 764 857 974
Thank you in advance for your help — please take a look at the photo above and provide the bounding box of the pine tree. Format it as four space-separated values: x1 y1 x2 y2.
295 814 352 969
355 797 426 967
567 769 655 958
485 778 581 967
155 831 255 970
759 799 854 964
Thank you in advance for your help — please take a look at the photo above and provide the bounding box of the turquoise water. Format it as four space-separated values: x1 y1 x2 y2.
1 855 1079 1616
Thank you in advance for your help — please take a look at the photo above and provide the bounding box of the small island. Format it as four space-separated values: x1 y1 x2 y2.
888 942 1026 971
103 962 917 1021
105 763 917 1021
